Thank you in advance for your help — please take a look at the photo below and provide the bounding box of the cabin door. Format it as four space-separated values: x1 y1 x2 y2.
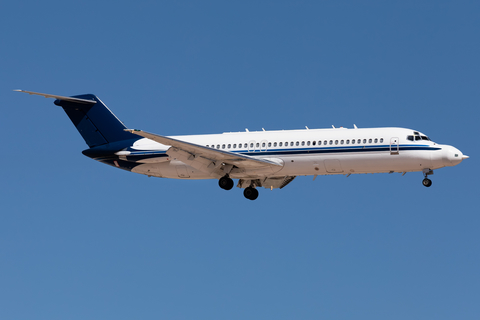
390 137 399 155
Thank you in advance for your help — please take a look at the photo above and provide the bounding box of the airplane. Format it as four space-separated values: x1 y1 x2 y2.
16 90 469 200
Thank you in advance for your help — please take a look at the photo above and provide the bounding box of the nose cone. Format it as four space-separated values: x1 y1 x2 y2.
443 146 468 167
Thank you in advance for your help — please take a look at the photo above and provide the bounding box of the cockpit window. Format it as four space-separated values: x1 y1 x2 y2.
408 134 431 141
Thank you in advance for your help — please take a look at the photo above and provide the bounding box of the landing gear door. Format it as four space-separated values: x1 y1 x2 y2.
390 137 399 155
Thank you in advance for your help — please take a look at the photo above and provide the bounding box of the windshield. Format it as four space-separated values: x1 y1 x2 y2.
407 131 431 141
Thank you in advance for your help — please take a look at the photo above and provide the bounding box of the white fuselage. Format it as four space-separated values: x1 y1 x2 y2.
18 90 468 199
124 127 465 180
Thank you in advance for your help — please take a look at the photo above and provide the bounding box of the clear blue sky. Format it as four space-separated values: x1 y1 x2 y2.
1 1 479 319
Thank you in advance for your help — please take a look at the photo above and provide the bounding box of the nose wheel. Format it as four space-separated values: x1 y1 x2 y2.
422 169 433 187
422 178 432 187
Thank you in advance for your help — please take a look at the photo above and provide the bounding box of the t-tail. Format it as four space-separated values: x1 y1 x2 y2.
15 90 139 164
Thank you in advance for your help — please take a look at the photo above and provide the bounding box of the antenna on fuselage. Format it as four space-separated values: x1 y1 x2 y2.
354 124 358 129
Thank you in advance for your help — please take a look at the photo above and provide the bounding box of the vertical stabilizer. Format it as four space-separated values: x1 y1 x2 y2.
53 94 137 148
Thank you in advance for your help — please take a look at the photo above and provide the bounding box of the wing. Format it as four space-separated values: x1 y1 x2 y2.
124 129 283 176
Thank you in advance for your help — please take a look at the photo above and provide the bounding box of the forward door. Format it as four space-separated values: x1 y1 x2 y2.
390 137 399 155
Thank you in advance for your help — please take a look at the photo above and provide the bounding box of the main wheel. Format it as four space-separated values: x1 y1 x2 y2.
422 178 432 187
219 176 234 190
243 187 259 200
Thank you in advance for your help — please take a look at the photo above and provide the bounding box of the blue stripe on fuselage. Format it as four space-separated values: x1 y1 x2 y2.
89 144 440 172
116 144 439 160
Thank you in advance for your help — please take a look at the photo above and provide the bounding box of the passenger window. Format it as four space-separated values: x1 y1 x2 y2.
324 140 328 145
262 142 265 147
256 143 260 148
346 140 350 144
301 141 305 146
340 140 344 145
228 144 231 148
307 141 310 146
351 139 355 144
312 141 316 146
268 142 271 147
380 138 383 143
329 140 333 145
290 142 294 146
233 144 236 148
374 138 378 143
335 140 338 145
244 143 247 148
222 144 226 149
358 139 361 144
368 139 372 143
279 142 283 147
296 141 299 146
250 143 254 148
273 142 277 147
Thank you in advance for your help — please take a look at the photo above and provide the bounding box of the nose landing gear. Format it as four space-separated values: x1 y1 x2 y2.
422 178 432 187
422 169 433 187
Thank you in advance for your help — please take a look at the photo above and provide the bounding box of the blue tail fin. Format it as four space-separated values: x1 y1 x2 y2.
54 94 137 148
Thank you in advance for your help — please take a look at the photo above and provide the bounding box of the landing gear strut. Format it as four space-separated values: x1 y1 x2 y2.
218 175 234 190
422 169 433 187
244 187 259 200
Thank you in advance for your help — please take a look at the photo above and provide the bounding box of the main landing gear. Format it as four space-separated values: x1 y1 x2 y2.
218 176 259 200
422 169 433 187
218 175 234 190
243 187 259 201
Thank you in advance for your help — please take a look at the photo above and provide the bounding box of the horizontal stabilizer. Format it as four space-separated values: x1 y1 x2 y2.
14 89 96 104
